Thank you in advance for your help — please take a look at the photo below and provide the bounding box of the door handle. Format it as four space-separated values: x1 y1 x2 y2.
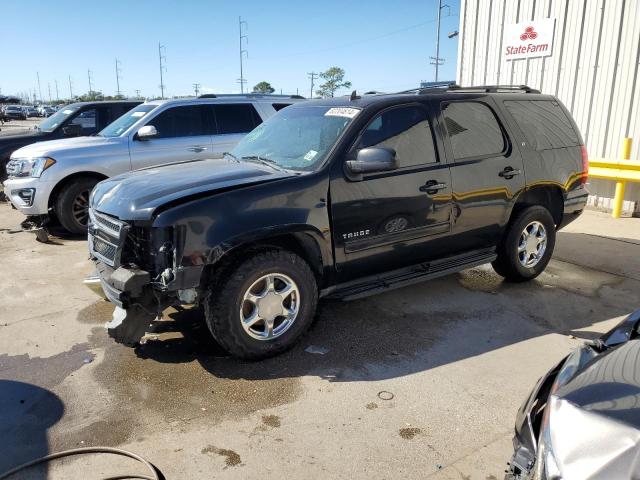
499 167 522 178
419 180 448 194
187 146 207 153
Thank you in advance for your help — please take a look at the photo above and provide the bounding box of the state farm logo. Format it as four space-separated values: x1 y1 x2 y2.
504 19 555 60
520 26 538 41
506 25 548 57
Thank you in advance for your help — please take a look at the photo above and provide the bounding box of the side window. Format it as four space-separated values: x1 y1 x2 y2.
358 105 437 168
442 102 505 160
272 103 292 111
96 106 113 130
504 100 579 150
148 105 208 138
214 104 261 134
70 108 97 134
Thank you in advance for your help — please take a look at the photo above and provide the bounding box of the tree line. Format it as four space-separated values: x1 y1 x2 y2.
253 66 351 98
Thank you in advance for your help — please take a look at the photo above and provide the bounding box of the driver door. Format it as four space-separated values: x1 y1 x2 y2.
330 103 454 281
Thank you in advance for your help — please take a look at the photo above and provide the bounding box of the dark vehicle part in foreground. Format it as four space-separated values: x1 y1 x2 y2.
87 85 589 359
506 309 640 480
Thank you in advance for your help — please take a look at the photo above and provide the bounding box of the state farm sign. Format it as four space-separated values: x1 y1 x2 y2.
504 18 555 60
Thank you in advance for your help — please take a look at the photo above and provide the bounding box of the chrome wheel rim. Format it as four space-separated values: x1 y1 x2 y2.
72 190 90 226
518 221 547 268
240 273 300 341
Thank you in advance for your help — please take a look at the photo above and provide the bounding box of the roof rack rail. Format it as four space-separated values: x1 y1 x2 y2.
395 82 458 95
197 93 306 99
447 84 541 94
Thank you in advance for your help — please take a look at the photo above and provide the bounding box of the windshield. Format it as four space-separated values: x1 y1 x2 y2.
231 105 359 171
37 104 81 132
99 104 157 137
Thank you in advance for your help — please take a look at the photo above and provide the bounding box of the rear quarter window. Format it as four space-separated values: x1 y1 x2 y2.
504 100 579 150
441 101 506 160
214 104 262 134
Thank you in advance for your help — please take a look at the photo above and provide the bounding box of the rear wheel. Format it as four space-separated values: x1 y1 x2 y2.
55 177 99 235
204 249 318 360
492 205 556 282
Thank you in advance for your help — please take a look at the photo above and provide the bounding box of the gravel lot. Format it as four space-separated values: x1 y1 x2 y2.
1 204 639 479
0 118 41 136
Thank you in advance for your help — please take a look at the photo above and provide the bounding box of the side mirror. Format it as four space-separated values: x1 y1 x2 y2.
136 125 158 141
346 147 397 177
62 123 82 137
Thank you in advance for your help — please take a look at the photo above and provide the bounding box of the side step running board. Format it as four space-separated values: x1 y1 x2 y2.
324 248 496 301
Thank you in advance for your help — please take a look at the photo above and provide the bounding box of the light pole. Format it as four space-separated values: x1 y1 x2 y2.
431 0 450 82
238 17 248 93
115 58 122 97
158 43 166 99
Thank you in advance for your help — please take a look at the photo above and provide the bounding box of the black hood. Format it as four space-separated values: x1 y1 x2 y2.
91 158 295 221
0 129 44 142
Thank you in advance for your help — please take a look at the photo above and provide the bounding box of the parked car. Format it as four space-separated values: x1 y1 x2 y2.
4 105 27 120
0 100 141 188
506 308 640 480
42 106 56 117
4 94 304 234
84 85 589 359
25 106 40 118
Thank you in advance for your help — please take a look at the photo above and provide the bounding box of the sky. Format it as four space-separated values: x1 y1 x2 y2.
0 0 460 101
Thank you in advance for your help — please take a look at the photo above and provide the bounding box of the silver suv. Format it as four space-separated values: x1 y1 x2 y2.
4 95 304 235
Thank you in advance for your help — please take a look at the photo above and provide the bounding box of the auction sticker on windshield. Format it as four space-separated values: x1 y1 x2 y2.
324 107 360 118
303 150 318 161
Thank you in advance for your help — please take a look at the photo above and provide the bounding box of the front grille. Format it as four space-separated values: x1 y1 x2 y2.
88 208 127 267
91 209 124 236
92 236 118 261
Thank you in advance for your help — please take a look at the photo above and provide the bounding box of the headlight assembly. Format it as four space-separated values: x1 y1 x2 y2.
7 157 56 178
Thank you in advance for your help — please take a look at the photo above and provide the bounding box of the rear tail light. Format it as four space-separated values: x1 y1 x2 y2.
580 145 589 185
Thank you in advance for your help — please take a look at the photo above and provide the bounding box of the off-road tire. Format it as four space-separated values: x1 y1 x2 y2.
492 205 556 282
55 177 99 235
204 249 318 360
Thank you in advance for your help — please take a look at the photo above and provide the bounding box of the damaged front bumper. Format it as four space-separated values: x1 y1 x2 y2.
85 262 162 346
83 272 106 300
91 261 151 309
85 207 203 346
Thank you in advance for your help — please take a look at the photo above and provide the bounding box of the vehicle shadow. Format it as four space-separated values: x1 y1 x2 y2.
0 380 64 478
133 257 638 384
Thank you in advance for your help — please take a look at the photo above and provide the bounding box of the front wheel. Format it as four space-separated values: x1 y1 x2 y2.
492 205 556 282
204 249 318 360
55 177 99 235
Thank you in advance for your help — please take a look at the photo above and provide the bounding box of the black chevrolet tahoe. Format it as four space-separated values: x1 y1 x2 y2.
0 100 142 184
86 85 589 359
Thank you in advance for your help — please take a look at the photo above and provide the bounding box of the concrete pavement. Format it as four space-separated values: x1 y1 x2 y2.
1 206 639 479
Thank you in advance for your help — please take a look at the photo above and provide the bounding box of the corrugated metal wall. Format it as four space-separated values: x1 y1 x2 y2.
456 0 640 214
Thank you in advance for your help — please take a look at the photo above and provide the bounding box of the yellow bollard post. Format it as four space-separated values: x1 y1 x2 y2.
612 138 632 218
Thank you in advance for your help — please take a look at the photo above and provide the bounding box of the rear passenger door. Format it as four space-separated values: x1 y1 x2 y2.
210 103 262 156
439 99 525 251
129 104 213 170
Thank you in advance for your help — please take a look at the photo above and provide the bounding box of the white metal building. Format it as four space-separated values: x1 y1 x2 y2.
456 0 640 215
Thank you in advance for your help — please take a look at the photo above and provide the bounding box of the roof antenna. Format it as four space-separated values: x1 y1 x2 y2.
350 90 360 101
